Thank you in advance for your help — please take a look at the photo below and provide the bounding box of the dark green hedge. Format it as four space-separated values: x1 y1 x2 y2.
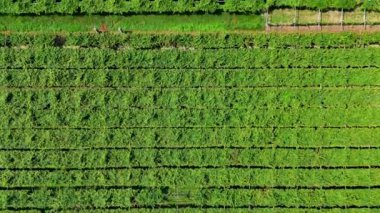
0 0 379 14
0 0 266 14
0 48 378 69
2 32 380 49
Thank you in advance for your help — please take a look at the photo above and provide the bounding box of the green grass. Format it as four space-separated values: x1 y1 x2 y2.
0 14 264 32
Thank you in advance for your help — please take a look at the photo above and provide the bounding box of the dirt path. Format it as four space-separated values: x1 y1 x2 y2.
267 24 380 33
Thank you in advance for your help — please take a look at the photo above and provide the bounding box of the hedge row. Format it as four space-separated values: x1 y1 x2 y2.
47 209 379 213
1 107 379 128
1 68 379 87
1 0 380 14
1 128 377 148
2 148 379 168
0 0 264 14
2 168 379 187
3 32 380 49
0 48 379 69
2 189 379 209
1 89 378 109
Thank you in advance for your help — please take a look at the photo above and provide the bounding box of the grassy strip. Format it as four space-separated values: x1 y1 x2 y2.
1 188 380 208
0 108 379 128
0 69 379 87
2 168 378 187
1 89 379 109
0 48 379 69
2 32 380 48
1 149 379 168
0 128 378 148
0 15 264 33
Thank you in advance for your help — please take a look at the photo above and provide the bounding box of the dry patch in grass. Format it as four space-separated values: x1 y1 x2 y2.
345 9 366 24
270 9 320 25
298 10 319 25
368 12 380 24
267 24 380 33
270 9 380 26
270 9 297 25
321 11 342 24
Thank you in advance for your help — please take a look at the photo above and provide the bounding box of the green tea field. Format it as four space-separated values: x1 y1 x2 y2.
1 0 380 212
1 31 379 212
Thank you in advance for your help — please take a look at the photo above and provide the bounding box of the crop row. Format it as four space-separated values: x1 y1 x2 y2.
1 48 378 69
2 32 380 49
2 168 379 188
42 209 380 213
0 0 379 14
1 108 379 128
0 128 378 149
0 0 266 14
1 188 379 208
0 48 380 69
1 89 378 109
1 148 379 168
8 210 372 213
1 68 379 87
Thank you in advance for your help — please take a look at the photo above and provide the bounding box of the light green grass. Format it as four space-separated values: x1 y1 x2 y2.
0 14 264 32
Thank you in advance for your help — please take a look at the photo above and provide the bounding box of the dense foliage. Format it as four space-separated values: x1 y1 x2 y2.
1 127 378 148
1 32 379 210
3 32 380 49
1 0 380 14
0 68 379 87
0 48 379 69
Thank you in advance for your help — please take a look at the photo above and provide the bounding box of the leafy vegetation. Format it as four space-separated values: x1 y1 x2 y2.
1 127 379 148
0 68 379 87
1 17 380 212
2 148 380 168
0 47 379 69
0 15 264 32
1 0 380 15
0 0 265 14
3 32 380 48
2 188 380 208
1 88 378 109
3 169 379 187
